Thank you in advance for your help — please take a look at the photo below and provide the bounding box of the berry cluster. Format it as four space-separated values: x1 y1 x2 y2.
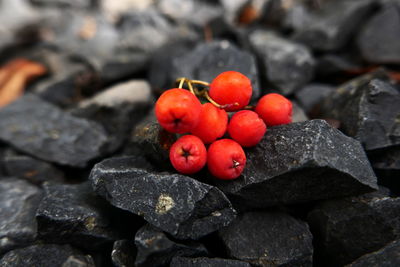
155 71 292 180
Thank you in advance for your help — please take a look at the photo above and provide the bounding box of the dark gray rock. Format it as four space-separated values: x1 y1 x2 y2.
130 117 177 169
171 256 251 267
369 146 400 172
148 41 194 93
90 156 236 240
346 240 400 267
308 193 400 266
135 224 208 266
219 212 313 266
319 78 400 151
0 178 42 255
0 244 94 267
36 182 120 250
111 240 136 267
292 101 308 123
357 3 400 64
293 0 376 51
171 40 261 100
249 30 314 95
1 149 64 185
295 83 335 113
316 53 361 76
0 95 109 167
71 80 152 152
214 120 378 208
219 0 248 26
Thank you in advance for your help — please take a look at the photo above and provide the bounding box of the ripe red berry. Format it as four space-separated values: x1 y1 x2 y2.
207 139 246 180
228 110 266 147
169 135 207 174
155 88 202 133
209 71 252 111
255 93 292 126
191 103 228 144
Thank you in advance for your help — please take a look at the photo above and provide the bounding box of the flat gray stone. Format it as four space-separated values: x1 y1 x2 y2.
0 244 94 267
309 192 400 266
214 120 378 208
219 211 313 266
0 178 42 255
0 95 109 167
249 30 314 95
90 156 236 240
36 182 120 250
135 224 208 266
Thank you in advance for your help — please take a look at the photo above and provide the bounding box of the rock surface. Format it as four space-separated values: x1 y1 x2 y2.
320 78 400 151
346 240 400 267
249 30 314 95
308 192 400 266
111 240 136 267
72 80 152 152
171 40 261 99
90 156 236 240
170 256 251 267
0 178 42 254
357 3 400 64
1 149 64 185
295 83 334 113
219 211 313 266
135 224 208 266
293 0 376 51
36 182 120 250
0 244 94 267
0 95 109 167
214 120 378 208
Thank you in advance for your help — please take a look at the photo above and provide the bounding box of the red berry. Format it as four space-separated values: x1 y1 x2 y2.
209 71 252 111
207 139 246 180
155 88 202 133
255 93 292 126
191 103 228 144
169 135 207 174
228 110 266 147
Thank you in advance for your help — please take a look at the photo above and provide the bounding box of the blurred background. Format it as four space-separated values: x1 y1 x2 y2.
0 0 399 112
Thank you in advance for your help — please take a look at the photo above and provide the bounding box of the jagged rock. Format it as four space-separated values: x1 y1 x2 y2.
1 149 64 185
36 182 120 250
130 117 177 169
316 53 361 76
219 211 313 266
0 244 94 267
148 41 194 93
171 256 251 267
31 48 100 108
90 156 236 239
346 240 400 267
249 30 314 95
295 83 335 113
135 224 208 266
293 0 376 51
357 3 400 64
214 120 378 208
111 240 136 267
319 77 400 151
292 102 308 123
0 178 42 254
72 80 152 152
171 40 261 100
308 192 400 266
0 95 109 167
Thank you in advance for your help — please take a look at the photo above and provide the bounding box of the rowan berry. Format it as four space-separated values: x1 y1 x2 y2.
191 103 228 144
255 93 292 126
209 71 252 111
169 135 207 174
207 139 246 180
228 110 266 147
155 88 202 133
